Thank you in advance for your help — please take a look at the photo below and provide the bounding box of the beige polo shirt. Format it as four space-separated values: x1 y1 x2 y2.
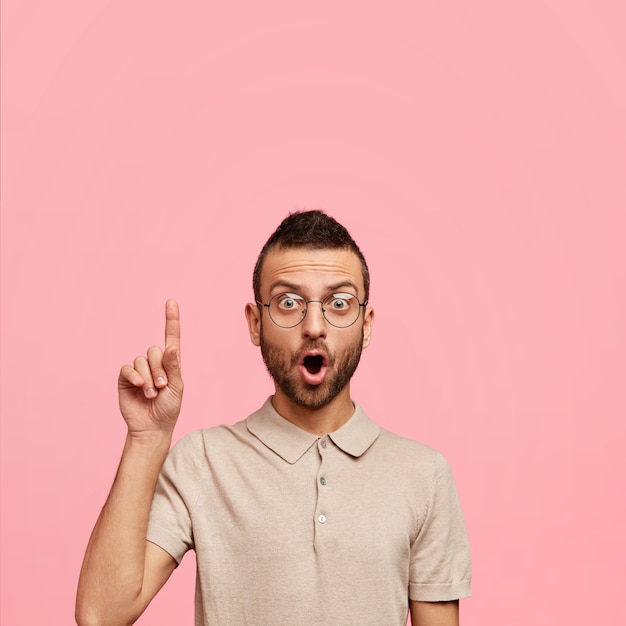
147 398 471 625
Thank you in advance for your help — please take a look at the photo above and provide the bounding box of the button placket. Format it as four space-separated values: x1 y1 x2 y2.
315 437 332 538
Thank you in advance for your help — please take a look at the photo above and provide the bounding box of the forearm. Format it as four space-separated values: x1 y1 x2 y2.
76 433 171 626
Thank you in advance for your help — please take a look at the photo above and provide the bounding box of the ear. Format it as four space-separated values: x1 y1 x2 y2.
362 305 374 349
245 302 262 346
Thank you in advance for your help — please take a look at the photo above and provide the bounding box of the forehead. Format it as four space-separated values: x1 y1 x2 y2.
260 247 365 296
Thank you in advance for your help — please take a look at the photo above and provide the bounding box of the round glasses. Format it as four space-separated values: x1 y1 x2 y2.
257 292 367 328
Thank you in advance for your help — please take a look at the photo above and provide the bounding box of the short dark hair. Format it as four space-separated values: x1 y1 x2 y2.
253 210 370 302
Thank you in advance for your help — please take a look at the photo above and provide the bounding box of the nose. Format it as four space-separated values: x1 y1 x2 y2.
301 301 327 339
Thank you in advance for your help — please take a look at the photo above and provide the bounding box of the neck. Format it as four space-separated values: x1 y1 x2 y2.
271 386 355 435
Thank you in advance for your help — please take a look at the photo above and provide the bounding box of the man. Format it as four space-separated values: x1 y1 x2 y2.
76 211 471 625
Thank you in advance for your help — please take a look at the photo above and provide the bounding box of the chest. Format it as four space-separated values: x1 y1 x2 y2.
191 442 425 568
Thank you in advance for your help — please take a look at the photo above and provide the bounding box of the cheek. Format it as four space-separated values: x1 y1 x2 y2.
262 324 298 350
333 327 363 351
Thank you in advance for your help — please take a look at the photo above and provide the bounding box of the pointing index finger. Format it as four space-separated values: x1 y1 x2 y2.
165 299 181 353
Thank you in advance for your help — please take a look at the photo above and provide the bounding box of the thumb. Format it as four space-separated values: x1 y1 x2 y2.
162 344 183 389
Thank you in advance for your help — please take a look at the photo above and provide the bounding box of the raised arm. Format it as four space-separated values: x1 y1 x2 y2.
76 300 184 626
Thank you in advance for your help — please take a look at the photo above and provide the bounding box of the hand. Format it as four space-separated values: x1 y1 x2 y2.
118 300 184 438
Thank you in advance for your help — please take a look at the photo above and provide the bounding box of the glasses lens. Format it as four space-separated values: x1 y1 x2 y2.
266 292 363 328
268 293 307 328
322 293 361 328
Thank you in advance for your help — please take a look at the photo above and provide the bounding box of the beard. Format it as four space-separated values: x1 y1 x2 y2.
260 325 364 410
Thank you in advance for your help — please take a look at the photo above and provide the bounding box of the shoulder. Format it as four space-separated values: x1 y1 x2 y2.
376 426 442 464
169 419 250 458
158 422 251 496
371 426 457 487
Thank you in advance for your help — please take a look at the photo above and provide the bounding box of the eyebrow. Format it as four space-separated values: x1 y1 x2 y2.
268 280 360 296
327 281 360 293
268 280 302 294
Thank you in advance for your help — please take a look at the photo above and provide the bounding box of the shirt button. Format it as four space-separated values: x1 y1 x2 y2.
320 439 328 449
320 477 327 486
317 514 327 524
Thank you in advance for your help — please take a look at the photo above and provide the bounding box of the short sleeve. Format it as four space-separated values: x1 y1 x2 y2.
409 452 472 601
147 432 203 564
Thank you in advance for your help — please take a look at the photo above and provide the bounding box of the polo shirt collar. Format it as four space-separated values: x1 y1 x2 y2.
246 397 380 464
328 404 381 457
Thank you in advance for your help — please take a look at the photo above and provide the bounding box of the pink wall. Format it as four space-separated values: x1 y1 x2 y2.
2 2 624 624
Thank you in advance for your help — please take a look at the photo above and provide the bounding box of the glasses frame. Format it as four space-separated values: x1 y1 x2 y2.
256 292 368 329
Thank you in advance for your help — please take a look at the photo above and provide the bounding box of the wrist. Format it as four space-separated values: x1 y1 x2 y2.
125 429 173 455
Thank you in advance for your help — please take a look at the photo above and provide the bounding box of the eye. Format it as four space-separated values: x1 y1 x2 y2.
326 293 355 311
276 293 304 311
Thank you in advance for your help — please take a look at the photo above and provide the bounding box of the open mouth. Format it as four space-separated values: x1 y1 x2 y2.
303 354 324 375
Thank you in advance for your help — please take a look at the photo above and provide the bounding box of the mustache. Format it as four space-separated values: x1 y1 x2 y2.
290 341 333 367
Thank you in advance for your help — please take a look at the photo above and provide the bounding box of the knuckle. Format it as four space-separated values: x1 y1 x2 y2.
119 365 132 381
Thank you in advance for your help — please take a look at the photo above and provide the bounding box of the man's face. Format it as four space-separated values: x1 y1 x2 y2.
246 246 373 411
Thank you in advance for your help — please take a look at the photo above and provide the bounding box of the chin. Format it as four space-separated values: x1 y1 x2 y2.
280 379 345 411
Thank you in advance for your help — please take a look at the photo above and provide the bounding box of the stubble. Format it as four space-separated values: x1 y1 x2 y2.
260 326 364 410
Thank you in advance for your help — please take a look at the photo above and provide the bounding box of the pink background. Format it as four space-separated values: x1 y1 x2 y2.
2 2 625 624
